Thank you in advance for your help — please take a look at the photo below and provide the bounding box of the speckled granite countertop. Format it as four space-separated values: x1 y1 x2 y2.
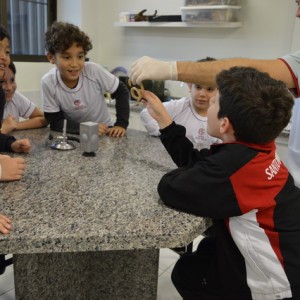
0 128 210 254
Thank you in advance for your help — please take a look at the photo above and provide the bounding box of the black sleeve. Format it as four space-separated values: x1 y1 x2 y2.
44 110 80 134
110 81 130 129
160 122 209 167
0 134 16 152
0 85 5 121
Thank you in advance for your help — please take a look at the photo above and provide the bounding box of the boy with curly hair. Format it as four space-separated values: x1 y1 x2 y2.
42 21 130 137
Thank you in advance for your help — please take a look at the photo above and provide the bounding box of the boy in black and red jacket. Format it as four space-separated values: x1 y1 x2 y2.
141 67 300 300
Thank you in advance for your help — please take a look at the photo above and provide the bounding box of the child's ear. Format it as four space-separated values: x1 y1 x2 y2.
219 117 231 134
47 53 55 64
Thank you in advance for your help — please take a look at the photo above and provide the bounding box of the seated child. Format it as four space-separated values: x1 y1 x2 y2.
140 57 221 149
0 61 47 134
0 86 31 153
42 21 130 138
141 67 300 300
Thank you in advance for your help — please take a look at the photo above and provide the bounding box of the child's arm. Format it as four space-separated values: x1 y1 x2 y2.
110 81 130 137
1 115 18 134
141 90 205 167
140 90 173 129
140 107 160 136
11 139 31 153
44 110 80 134
0 214 12 235
16 107 48 130
0 154 26 181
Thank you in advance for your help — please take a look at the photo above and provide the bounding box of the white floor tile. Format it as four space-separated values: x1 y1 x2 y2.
0 265 14 296
0 289 15 300
157 269 182 300
159 248 179 272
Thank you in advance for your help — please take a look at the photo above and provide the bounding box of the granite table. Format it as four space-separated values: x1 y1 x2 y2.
0 128 210 299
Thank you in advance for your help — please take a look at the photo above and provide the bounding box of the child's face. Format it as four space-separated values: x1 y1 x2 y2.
207 91 221 138
189 83 217 115
1 67 16 102
0 38 11 79
48 43 85 88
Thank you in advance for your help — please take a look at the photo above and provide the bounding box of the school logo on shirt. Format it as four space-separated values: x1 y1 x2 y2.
74 100 81 107
73 99 86 110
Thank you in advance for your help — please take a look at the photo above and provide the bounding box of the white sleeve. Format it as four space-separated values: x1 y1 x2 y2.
139 99 183 136
14 91 36 118
140 108 160 136
287 97 300 187
41 75 60 113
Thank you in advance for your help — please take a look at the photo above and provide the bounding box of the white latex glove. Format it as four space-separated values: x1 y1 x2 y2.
129 56 178 85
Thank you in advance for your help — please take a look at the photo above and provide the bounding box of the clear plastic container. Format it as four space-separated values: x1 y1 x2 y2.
181 5 241 23
184 0 241 5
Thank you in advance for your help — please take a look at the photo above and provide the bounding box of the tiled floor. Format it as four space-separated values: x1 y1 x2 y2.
0 236 203 299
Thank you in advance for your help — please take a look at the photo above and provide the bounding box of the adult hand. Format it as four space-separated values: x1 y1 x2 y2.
1 115 18 134
129 56 178 85
0 214 12 235
11 139 31 153
106 126 126 138
0 155 26 181
141 90 172 129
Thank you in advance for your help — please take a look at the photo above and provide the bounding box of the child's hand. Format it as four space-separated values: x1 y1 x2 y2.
0 214 12 235
141 90 173 129
11 139 31 153
1 115 18 134
0 155 26 181
106 126 126 138
98 123 108 136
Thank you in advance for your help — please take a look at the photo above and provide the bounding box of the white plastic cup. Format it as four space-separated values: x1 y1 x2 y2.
119 12 130 22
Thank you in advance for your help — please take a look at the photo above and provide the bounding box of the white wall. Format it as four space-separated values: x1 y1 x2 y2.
15 0 299 101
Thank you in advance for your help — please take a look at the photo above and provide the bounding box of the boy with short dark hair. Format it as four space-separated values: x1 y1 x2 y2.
42 21 130 137
141 67 300 300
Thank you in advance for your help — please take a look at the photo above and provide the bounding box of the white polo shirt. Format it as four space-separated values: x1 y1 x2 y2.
42 62 119 126
4 91 36 122
140 96 221 149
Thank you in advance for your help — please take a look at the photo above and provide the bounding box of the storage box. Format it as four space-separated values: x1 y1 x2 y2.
181 5 241 23
184 0 240 5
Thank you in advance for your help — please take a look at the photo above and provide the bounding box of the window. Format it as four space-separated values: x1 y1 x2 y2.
0 0 57 62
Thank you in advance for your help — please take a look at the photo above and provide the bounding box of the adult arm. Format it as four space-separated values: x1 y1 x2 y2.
130 56 295 89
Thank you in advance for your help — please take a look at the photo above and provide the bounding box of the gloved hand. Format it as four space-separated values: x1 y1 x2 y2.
129 56 178 85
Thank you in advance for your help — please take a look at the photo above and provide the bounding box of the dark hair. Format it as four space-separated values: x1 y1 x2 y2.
8 61 16 75
216 67 294 144
45 21 92 55
0 24 10 42
197 57 216 63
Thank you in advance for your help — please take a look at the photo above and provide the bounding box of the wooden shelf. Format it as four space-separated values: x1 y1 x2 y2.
114 21 242 28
